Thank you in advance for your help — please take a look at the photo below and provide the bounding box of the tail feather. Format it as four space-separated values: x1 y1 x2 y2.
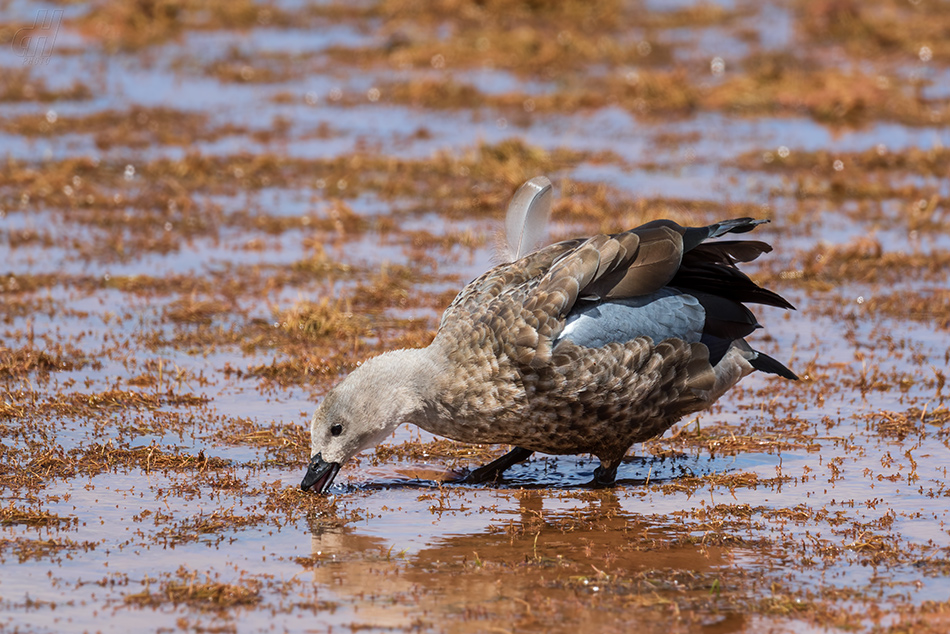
504 176 553 262
749 351 799 380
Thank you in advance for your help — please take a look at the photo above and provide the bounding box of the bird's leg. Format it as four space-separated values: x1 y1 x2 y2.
465 446 534 484
591 459 619 488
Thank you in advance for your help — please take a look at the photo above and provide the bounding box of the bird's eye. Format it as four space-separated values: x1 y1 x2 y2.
330 424 343 437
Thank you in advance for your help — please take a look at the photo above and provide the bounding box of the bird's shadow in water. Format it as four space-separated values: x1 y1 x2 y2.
340 453 754 494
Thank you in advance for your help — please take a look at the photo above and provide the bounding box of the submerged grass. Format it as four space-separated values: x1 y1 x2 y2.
0 69 91 103
3 0 950 631
800 0 950 61
74 0 300 51
0 139 592 212
1 106 248 149
124 569 262 610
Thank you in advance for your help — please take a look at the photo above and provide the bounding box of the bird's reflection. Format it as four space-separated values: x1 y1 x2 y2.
303 488 750 633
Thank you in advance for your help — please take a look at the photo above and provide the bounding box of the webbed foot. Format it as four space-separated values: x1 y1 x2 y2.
590 462 619 488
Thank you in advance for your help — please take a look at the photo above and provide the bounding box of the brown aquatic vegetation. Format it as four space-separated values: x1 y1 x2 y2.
378 70 701 116
0 68 91 103
0 344 93 378
312 21 948 126
381 78 490 110
124 569 262 610
204 50 307 84
705 60 946 126
233 305 438 387
54 389 209 411
863 290 950 331
357 59 948 126
163 296 235 325
273 298 372 342
75 0 299 51
1 106 249 149
0 503 77 529
4 0 950 630
757 235 950 287
870 406 950 441
0 536 99 563
154 509 273 546
212 417 309 465
289 245 354 278
320 0 681 75
0 140 591 216
736 144 950 176
656 420 815 456
733 146 950 208
18 443 228 484
207 271 441 372
800 0 950 61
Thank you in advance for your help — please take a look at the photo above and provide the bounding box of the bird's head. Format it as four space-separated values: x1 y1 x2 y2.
300 349 435 493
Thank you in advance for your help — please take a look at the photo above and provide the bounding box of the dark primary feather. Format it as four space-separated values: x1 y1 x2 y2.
672 263 793 310
683 240 772 265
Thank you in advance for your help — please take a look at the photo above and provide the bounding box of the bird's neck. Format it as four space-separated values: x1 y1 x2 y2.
354 344 450 431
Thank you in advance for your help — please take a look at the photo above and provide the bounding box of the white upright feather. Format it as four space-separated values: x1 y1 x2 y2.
503 176 552 262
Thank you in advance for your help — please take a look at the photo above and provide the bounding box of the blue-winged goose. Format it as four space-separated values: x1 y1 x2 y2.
301 182 795 493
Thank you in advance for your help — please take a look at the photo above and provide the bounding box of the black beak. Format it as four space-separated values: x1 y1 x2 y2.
300 453 341 493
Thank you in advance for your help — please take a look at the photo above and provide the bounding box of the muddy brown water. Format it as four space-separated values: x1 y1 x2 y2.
2 1 950 632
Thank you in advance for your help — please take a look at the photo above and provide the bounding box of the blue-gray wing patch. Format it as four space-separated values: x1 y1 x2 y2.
555 289 705 349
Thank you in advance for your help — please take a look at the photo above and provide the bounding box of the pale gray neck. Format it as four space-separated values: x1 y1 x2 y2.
343 343 451 433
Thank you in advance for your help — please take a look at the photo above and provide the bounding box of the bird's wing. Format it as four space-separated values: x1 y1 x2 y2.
500 226 684 366
441 217 790 375
512 217 790 366
439 239 580 330
556 290 707 350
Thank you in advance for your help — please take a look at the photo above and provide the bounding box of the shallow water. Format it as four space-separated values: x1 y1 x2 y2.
2 1 950 633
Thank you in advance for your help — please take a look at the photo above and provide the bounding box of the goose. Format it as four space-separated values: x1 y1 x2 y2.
301 178 796 493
